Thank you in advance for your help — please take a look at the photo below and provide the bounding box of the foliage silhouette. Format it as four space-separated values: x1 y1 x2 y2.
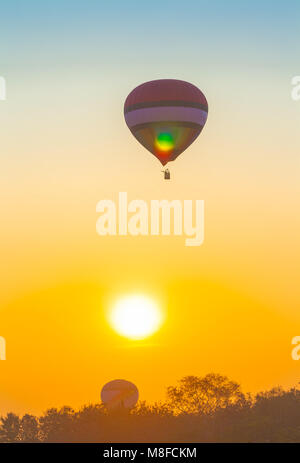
1 374 300 443
167 373 244 415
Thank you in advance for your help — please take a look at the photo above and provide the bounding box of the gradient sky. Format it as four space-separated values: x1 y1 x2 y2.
0 0 300 415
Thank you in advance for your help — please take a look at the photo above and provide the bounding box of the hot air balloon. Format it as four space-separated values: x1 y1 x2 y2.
124 79 208 179
101 379 139 410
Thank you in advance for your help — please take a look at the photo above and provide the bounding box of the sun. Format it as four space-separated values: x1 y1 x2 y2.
109 295 163 340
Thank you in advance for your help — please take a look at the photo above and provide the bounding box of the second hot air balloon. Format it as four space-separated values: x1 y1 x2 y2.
124 79 208 178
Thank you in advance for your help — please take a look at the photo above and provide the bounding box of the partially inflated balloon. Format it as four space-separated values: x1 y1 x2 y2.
124 79 208 166
101 379 139 409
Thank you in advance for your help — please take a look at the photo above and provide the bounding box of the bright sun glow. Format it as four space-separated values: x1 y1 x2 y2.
109 295 163 340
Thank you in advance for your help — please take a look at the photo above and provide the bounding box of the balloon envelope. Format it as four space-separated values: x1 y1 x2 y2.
124 79 208 166
101 379 139 409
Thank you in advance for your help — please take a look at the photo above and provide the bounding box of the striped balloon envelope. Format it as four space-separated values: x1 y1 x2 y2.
124 79 208 166
101 379 139 410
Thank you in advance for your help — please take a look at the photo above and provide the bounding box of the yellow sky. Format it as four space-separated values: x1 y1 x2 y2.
1 64 300 416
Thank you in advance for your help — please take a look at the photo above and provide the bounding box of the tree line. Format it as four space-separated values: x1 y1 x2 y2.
1 373 300 442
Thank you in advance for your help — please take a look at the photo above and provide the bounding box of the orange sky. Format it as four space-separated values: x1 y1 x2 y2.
1 1 300 416
1 151 300 415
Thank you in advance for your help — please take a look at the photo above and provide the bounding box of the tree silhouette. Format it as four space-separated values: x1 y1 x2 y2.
0 413 21 442
20 414 40 442
167 373 244 415
1 374 300 443
39 406 76 442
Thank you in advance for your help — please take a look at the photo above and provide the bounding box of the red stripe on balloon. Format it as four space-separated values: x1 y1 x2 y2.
124 79 208 110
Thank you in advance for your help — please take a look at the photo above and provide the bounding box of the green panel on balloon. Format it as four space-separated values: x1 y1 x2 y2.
132 123 202 166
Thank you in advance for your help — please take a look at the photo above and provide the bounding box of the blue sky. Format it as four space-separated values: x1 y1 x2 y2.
1 0 299 71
